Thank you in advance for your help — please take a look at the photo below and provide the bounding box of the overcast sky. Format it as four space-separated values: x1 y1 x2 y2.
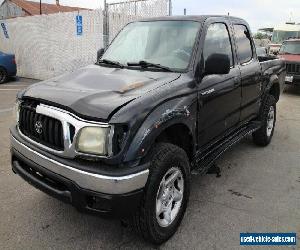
1 0 300 31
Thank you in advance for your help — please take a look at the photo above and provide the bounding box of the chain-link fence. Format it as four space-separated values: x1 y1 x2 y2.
0 0 170 80
106 0 170 43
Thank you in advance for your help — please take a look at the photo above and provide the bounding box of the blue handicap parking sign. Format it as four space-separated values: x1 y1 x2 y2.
1 23 9 39
77 25 83 35
76 15 83 36
76 15 82 24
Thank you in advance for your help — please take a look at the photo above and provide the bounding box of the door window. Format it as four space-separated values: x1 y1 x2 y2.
203 23 234 67
234 25 253 64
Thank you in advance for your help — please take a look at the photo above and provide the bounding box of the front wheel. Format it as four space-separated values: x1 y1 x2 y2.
252 95 276 146
132 143 191 244
0 67 8 84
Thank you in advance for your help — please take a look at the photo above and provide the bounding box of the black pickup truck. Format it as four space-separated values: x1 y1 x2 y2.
11 16 285 244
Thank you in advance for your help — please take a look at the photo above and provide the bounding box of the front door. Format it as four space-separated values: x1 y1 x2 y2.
197 21 242 147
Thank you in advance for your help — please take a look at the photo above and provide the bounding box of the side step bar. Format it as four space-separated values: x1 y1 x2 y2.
192 121 261 175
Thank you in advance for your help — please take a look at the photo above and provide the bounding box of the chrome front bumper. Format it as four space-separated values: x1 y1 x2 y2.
11 135 149 195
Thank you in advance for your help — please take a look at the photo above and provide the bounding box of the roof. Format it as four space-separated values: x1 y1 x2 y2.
138 15 246 24
274 23 300 32
283 39 300 42
9 0 88 16
258 27 274 33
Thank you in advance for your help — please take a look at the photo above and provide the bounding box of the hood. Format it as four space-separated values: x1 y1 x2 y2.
22 65 180 121
278 54 300 63
0 51 14 57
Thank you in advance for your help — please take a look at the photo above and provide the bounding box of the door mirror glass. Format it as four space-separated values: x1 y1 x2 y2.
97 48 105 61
205 53 230 75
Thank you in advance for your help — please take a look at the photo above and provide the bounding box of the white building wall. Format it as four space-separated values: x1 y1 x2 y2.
0 10 103 80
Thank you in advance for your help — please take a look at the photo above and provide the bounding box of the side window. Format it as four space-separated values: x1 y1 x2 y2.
203 23 234 66
234 24 253 64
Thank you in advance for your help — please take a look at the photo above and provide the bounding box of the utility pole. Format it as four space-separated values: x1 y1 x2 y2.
184 8 186 15
40 0 42 15
103 0 109 49
168 0 172 16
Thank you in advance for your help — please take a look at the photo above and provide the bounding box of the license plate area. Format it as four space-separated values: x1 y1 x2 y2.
285 75 294 83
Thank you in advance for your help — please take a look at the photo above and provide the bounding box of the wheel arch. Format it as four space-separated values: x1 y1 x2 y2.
123 97 197 163
0 65 7 73
154 123 194 161
267 75 280 102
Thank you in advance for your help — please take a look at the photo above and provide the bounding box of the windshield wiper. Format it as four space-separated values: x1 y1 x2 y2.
97 59 124 68
127 61 174 72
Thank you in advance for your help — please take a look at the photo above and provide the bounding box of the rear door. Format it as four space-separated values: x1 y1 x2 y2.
232 23 262 121
197 19 242 146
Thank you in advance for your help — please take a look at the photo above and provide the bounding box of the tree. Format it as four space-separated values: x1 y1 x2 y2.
254 32 269 39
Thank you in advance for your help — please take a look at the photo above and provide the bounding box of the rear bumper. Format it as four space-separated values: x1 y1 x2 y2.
8 69 17 77
10 131 149 217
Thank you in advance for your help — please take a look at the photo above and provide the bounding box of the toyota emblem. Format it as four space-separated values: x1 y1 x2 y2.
35 121 43 134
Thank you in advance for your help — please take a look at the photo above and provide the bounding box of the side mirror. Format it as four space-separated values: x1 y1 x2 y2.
205 53 230 75
97 48 105 61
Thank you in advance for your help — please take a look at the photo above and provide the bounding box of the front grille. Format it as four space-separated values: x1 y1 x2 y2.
19 102 64 151
286 63 300 75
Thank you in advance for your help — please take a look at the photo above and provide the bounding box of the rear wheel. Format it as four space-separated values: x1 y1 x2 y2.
252 95 276 146
0 67 8 84
132 143 191 244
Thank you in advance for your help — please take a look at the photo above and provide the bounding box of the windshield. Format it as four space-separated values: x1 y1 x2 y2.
272 30 300 44
102 21 200 71
279 41 300 55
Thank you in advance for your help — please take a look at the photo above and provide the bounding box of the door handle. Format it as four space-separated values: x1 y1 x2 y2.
200 88 215 96
254 74 261 82
234 77 240 86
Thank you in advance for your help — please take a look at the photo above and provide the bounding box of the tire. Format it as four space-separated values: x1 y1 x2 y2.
252 95 276 146
0 67 8 84
131 143 191 244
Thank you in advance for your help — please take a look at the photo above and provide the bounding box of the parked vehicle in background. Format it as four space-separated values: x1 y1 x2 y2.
268 44 281 56
268 22 300 55
279 39 300 85
0 51 17 83
256 47 268 57
272 23 300 43
10 16 286 244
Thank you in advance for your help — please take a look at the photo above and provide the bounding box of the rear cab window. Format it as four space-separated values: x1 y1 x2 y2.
234 24 253 64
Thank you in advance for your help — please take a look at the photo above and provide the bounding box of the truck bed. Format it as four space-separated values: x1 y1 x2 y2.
259 57 286 96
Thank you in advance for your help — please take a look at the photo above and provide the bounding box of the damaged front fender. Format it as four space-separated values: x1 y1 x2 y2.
123 95 198 162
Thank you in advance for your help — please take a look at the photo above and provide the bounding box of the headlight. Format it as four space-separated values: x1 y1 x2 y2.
13 100 20 123
76 127 110 156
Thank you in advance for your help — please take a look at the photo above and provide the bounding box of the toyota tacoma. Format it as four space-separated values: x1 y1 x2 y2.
10 16 286 244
